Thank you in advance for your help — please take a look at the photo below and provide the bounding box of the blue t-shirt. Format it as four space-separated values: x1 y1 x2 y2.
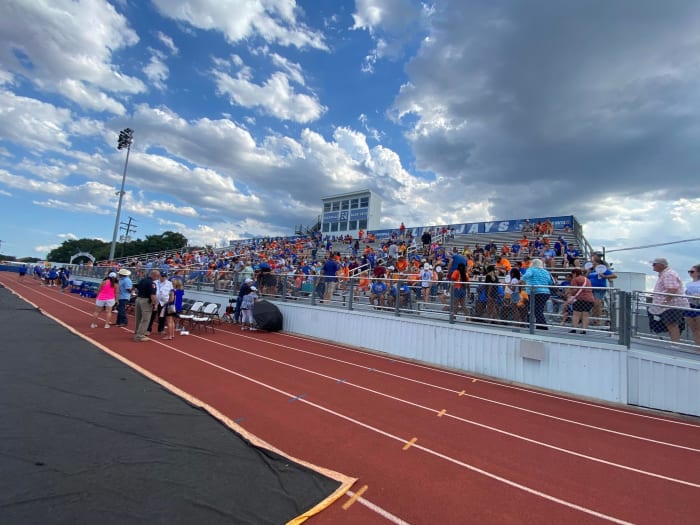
371 281 387 294
449 253 466 272
174 289 185 311
118 276 133 300
588 267 613 289
322 259 340 282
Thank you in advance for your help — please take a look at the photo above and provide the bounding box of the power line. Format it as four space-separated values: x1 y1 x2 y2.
605 237 700 254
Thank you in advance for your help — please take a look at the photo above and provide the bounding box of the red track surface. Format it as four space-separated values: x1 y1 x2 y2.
5 276 700 525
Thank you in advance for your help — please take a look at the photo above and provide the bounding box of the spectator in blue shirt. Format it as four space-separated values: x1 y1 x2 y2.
521 258 554 330
587 252 617 325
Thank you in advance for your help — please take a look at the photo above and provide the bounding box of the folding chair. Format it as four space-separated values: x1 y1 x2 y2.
191 302 219 333
178 301 203 332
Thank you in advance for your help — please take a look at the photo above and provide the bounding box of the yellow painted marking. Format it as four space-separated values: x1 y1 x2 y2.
402 437 418 451
342 484 368 510
437 409 447 417
458 390 466 396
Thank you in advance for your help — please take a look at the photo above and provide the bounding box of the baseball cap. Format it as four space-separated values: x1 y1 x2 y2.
245 278 254 283
108 272 117 278
250 286 257 291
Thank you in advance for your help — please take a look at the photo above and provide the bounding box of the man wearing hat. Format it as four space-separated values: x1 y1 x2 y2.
649 257 689 343
134 270 159 341
115 268 133 326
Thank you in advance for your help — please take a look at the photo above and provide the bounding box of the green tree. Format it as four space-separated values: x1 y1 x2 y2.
46 231 188 263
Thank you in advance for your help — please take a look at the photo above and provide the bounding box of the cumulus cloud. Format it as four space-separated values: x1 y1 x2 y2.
152 0 327 50
0 90 73 151
212 69 326 123
156 31 179 55
143 51 169 91
352 0 428 72
0 0 145 113
392 1 700 221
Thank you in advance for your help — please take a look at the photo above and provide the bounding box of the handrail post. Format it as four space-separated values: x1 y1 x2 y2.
528 287 536 334
348 279 355 311
618 290 632 348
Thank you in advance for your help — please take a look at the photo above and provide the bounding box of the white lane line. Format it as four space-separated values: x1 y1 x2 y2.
346 490 411 525
281 332 700 428
234 331 700 453
190 334 700 488
125 343 636 525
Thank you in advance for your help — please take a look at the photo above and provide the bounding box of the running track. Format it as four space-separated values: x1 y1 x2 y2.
4 276 700 525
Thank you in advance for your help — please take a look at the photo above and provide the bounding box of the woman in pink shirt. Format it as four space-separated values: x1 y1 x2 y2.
91 272 118 329
567 268 594 334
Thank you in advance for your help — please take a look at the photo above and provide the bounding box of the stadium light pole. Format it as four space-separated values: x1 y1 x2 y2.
109 128 134 261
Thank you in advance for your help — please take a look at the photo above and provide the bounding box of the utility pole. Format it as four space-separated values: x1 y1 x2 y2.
119 216 137 259
109 128 134 261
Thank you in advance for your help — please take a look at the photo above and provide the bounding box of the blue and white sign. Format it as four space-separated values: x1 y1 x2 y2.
369 215 574 239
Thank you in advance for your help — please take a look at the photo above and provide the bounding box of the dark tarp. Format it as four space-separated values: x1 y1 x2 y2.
0 285 341 524
254 300 283 332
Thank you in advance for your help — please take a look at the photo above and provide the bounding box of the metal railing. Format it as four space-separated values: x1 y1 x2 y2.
66 266 700 354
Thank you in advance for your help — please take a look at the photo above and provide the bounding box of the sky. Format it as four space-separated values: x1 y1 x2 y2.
0 0 699 281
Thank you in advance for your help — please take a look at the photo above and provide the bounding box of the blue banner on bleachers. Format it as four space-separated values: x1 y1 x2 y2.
369 216 574 240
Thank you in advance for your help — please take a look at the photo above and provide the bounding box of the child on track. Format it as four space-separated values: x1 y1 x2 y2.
240 286 258 331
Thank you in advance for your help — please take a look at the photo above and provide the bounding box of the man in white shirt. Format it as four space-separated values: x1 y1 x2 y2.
150 270 173 335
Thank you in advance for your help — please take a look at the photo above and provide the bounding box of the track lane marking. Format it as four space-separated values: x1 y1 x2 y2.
231 331 700 451
346 488 410 524
280 331 700 428
402 438 418 451
122 344 636 524
342 485 368 510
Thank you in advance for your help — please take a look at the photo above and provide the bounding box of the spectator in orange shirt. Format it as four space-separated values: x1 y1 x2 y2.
519 235 530 254
496 256 511 276
396 257 408 273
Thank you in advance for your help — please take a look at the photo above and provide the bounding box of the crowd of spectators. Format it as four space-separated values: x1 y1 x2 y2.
73 219 697 347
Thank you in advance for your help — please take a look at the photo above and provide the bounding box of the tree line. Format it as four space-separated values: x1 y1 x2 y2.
44 231 188 263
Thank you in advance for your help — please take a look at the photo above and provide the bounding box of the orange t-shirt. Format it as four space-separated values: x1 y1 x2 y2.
451 270 469 288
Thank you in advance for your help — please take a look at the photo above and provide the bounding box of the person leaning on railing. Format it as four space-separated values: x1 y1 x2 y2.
649 258 689 343
684 263 700 348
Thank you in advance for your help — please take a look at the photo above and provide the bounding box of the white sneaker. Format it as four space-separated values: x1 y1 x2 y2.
241 326 247 331
250 327 257 331
180 330 189 336
104 324 110 328
90 323 98 328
